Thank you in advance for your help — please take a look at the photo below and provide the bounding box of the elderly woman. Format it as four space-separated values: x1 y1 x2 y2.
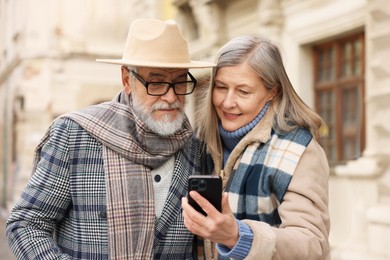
182 35 330 260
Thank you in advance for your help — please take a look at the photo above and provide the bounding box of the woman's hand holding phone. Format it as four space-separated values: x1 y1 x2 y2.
182 176 239 249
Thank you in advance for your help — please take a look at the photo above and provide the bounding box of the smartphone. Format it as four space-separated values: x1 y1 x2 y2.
188 175 222 216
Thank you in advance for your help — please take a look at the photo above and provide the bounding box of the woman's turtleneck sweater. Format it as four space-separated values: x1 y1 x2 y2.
219 102 270 166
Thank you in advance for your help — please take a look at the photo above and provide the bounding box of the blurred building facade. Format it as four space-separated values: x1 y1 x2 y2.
0 0 177 210
1 0 390 259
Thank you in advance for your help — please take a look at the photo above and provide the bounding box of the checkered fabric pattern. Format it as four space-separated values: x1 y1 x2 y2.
7 92 206 259
226 128 313 225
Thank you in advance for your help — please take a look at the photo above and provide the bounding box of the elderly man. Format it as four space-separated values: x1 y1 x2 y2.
6 18 214 259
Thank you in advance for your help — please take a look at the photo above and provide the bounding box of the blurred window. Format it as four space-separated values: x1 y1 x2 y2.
313 32 365 165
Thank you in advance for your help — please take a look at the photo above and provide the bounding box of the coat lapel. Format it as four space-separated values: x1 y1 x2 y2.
154 152 191 243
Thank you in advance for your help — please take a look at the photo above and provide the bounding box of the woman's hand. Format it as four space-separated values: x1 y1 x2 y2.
182 191 239 248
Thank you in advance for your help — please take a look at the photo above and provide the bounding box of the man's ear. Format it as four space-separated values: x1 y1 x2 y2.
121 66 131 94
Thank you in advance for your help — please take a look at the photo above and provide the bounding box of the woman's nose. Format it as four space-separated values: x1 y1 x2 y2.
222 91 237 108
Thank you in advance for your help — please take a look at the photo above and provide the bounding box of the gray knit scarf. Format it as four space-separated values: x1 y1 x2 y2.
33 91 193 259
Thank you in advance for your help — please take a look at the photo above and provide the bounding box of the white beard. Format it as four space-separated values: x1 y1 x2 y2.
132 93 185 136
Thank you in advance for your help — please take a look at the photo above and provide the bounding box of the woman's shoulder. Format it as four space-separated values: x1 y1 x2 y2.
272 127 313 147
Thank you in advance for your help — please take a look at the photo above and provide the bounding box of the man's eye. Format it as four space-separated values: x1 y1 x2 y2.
149 82 167 87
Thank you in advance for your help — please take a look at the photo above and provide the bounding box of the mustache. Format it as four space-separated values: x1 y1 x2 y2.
151 100 182 111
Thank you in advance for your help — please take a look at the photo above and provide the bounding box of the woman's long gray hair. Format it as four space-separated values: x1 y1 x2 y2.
196 35 324 158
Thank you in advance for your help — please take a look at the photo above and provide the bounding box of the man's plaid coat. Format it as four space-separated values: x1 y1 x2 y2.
6 117 206 259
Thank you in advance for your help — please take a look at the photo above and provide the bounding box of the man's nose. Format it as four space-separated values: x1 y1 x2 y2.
160 86 177 103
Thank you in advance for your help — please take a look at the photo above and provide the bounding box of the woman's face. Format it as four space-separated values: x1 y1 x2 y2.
213 62 275 132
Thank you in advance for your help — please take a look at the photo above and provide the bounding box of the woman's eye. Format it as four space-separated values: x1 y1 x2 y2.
238 90 250 95
215 85 227 90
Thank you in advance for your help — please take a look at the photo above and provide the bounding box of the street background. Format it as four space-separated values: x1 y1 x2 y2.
1 1 390 259
1 211 16 260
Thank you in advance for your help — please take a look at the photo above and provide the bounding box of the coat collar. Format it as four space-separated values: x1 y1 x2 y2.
213 109 274 186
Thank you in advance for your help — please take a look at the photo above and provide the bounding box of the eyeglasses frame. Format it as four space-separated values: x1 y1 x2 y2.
129 69 197 96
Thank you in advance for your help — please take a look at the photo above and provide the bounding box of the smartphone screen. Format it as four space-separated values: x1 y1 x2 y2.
188 175 222 216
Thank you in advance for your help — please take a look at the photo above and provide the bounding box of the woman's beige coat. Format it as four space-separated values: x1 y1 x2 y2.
205 110 330 260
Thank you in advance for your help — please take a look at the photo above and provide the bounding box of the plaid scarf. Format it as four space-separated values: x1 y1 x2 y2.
221 110 311 220
33 91 193 259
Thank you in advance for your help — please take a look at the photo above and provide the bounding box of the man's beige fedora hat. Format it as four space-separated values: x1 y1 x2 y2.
97 18 215 68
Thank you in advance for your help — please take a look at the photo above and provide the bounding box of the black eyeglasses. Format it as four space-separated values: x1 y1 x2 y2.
130 70 197 96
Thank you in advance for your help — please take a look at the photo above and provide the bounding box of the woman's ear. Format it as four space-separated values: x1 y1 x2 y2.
121 66 131 94
268 87 279 101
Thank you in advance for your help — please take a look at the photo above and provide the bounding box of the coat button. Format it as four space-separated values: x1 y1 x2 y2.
99 211 107 219
154 174 161 182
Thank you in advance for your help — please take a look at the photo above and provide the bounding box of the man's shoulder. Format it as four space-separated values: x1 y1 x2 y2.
49 116 100 145
51 116 86 132
51 103 105 129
